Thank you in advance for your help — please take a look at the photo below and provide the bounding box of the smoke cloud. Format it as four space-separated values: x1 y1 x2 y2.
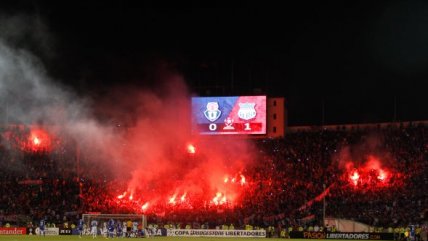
0 14 257 211
333 134 394 171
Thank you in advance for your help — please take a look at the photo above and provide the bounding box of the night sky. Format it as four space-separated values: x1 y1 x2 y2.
2 1 428 126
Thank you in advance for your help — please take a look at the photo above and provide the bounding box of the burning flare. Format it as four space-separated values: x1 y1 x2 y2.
377 169 387 181
117 192 127 199
350 170 360 186
142 202 149 211
187 144 196 154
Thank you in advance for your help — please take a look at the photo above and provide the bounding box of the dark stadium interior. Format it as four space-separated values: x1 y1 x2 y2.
2 1 428 125
1 0 428 239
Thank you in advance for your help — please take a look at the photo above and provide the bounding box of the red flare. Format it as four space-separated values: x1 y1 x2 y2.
350 170 360 186
212 192 226 205
240 174 246 185
27 128 52 151
378 169 387 181
180 193 186 202
33 137 40 145
187 144 196 154
117 192 127 199
169 194 176 205
220 195 227 204
142 202 149 211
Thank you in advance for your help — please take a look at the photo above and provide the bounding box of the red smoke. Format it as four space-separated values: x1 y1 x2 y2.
90 75 258 214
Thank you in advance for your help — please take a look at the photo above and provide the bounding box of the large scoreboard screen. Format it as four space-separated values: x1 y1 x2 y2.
191 96 266 135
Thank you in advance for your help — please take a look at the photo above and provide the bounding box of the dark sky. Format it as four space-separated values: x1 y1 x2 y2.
2 1 428 126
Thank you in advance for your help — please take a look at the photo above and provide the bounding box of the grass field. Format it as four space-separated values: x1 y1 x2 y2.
0 237 332 241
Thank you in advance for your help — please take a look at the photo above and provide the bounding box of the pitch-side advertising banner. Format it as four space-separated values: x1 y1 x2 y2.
167 229 266 238
290 231 394 240
0 227 26 235
35 227 59 235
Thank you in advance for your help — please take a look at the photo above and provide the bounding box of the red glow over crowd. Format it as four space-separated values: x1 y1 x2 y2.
0 123 427 231
111 170 248 213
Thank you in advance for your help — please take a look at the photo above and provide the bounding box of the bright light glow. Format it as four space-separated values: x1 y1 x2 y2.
180 193 186 202
117 192 127 199
350 170 360 186
378 169 386 181
187 144 196 154
33 137 40 145
26 128 52 151
212 192 225 205
142 202 149 211
240 174 246 185
220 195 227 204
169 194 176 204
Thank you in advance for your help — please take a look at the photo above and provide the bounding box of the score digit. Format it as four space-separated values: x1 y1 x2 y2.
244 123 251 130
209 123 217 131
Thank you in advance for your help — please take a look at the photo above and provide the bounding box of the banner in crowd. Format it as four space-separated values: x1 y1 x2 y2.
0 227 26 235
289 231 394 240
167 229 266 238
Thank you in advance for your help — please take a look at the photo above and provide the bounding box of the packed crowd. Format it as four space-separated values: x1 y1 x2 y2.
0 123 427 231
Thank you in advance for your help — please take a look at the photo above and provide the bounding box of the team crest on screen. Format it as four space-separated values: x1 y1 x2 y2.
204 102 221 122
238 103 256 120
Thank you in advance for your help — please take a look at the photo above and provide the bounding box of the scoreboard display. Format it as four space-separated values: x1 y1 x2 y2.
191 96 266 135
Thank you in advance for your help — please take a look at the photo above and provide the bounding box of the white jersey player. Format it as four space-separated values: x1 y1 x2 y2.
91 219 98 238
123 222 127 237
132 221 139 237
102 222 108 238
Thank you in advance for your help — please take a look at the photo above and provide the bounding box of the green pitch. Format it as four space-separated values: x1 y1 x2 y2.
0 237 370 241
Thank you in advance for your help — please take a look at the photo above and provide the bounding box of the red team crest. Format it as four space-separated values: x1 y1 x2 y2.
238 103 257 120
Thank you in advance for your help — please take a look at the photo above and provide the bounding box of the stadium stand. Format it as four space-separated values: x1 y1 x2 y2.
1 122 427 237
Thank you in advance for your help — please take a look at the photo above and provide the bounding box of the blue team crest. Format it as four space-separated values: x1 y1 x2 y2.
204 102 221 122
238 102 256 120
